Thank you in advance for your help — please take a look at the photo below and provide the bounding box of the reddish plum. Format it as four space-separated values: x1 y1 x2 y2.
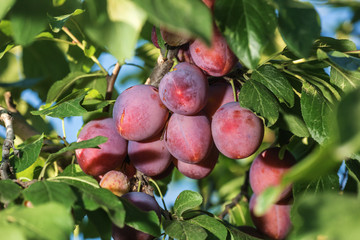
203 80 235 119
151 163 175 180
211 102 264 159
165 112 213 164
113 85 169 141
128 136 172 177
75 118 127 177
249 194 292 240
189 26 237 76
174 146 218 179
249 148 296 201
159 62 208 115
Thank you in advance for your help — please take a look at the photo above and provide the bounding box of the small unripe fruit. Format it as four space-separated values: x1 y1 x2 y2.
99 170 130 197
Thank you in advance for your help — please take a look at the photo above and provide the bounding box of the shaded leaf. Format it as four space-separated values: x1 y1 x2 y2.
215 0 277 69
133 0 212 45
279 109 310 138
327 51 360 71
238 80 279 126
174 190 203 217
163 219 207 240
188 215 228 240
300 82 337 145
346 159 360 183
0 203 73 240
277 0 321 57
46 71 106 104
290 193 360 240
330 64 360 93
23 181 77 209
48 9 84 33
0 180 22 204
315 37 357 52
252 65 294 107
11 134 44 172
0 0 15 20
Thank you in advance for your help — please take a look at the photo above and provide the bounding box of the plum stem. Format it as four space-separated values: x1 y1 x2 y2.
218 171 250 219
149 178 168 212
229 79 238 102
62 26 107 74
0 106 16 180
103 62 122 113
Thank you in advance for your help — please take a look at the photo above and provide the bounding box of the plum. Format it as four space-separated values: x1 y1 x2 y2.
128 136 172 177
249 194 292 240
159 62 208 115
112 192 161 240
75 118 127 177
189 26 237 76
113 84 169 141
249 147 296 201
99 170 130 197
173 145 218 179
211 102 264 159
164 112 213 164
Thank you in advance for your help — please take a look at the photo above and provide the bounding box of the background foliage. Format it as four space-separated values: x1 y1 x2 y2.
0 0 360 239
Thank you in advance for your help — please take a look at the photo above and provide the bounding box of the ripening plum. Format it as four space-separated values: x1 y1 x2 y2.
174 145 218 179
128 136 172 177
202 0 215 9
249 148 296 201
159 62 208 115
151 26 160 49
113 85 169 141
75 118 127 177
211 102 264 159
164 112 213 164
99 170 130 197
112 192 161 240
189 26 238 76
249 194 292 240
203 80 235 119
177 44 194 64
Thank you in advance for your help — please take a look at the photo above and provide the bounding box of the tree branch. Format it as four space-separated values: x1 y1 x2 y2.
103 62 122 113
218 171 250 220
0 106 16 180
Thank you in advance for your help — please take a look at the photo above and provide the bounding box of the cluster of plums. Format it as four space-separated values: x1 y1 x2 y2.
74 0 296 239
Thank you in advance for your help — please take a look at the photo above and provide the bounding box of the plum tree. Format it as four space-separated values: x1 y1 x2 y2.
211 102 264 159
164 112 213 164
75 118 127 177
249 194 292 240
128 135 172 177
159 62 208 115
112 192 161 240
113 85 169 141
99 170 130 197
249 147 296 201
189 26 238 76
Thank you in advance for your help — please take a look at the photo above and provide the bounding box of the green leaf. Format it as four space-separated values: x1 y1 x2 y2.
253 186 284 216
133 0 212 45
315 37 357 52
293 173 339 199
238 80 279 126
85 209 112 240
120 197 161 237
46 71 106 104
10 0 50 46
163 220 207 240
174 190 203 217
290 193 360 240
84 0 146 63
82 188 125 228
215 0 277 69
0 203 73 240
277 0 321 57
22 181 77 209
327 51 360 71
279 109 310 138
300 82 337 145
48 9 85 33
11 134 44 172
49 164 99 191
252 65 294 107
346 159 360 183
226 224 263 240
188 215 228 240
31 89 89 118
0 180 22 204
330 63 360 93
0 0 15 20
